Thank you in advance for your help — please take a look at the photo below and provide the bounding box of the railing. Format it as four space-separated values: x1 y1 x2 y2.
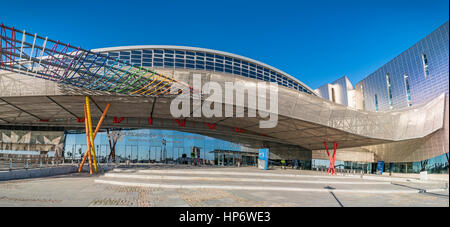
0 153 64 171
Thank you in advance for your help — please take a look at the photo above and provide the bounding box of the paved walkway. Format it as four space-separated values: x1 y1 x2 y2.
0 166 448 207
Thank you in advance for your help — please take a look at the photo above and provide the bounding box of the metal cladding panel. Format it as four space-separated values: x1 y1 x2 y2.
365 97 449 162
0 70 446 146
0 33 447 155
289 87 445 141
356 22 449 112
315 76 353 106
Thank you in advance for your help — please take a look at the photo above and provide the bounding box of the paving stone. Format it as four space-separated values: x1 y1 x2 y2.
0 166 447 207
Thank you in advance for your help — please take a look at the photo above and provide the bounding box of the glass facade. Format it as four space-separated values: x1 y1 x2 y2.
374 94 379 112
312 153 449 174
311 159 373 173
351 22 448 168
404 74 412 106
382 153 449 174
212 150 257 167
357 22 448 111
422 53 430 78
63 129 254 165
100 48 314 95
385 74 393 109
64 129 315 169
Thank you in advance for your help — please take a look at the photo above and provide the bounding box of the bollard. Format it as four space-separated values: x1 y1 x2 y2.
26 159 29 170
40 159 42 168
9 159 12 171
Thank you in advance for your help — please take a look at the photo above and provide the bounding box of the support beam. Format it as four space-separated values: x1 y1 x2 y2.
323 140 338 175
0 117 10 123
107 128 120 161
332 141 337 174
150 97 156 118
46 96 79 119
78 103 110 173
106 128 113 161
78 104 93 174
0 97 43 120
88 96 103 113
85 97 98 173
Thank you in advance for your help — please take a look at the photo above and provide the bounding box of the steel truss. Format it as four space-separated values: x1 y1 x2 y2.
0 24 191 97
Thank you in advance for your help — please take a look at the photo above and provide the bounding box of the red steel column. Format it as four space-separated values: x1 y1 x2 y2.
323 141 338 175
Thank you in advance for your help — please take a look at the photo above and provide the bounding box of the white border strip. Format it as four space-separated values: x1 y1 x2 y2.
103 173 391 185
131 169 443 184
95 179 446 194
134 169 360 179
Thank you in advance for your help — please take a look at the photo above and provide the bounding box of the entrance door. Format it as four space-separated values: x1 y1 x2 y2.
218 154 224 166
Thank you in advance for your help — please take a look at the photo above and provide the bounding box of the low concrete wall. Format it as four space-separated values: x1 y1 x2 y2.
380 172 449 182
0 166 77 181
0 164 114 181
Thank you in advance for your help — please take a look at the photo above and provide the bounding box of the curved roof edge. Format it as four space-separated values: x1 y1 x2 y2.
91 45 317 95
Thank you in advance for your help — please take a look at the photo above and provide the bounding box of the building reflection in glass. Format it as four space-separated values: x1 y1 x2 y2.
64 128 449 173
64 129 246 165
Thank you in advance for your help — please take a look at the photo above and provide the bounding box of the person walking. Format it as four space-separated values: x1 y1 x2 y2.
281 159 286 170
190 151 195 166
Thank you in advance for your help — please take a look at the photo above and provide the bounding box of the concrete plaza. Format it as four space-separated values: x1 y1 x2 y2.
0 165 448 207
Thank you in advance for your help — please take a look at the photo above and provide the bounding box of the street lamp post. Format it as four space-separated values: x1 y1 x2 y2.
161 139 167 164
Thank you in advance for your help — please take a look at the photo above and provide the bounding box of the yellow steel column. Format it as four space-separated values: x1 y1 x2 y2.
78 104 93 174
85 97 98 173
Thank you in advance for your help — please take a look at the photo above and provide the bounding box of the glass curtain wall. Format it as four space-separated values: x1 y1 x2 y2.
64 129 245 165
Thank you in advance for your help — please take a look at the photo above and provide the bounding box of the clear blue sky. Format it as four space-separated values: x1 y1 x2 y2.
2 0 448 89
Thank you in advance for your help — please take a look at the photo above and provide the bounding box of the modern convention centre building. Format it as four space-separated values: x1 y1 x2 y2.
0 21 448 173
